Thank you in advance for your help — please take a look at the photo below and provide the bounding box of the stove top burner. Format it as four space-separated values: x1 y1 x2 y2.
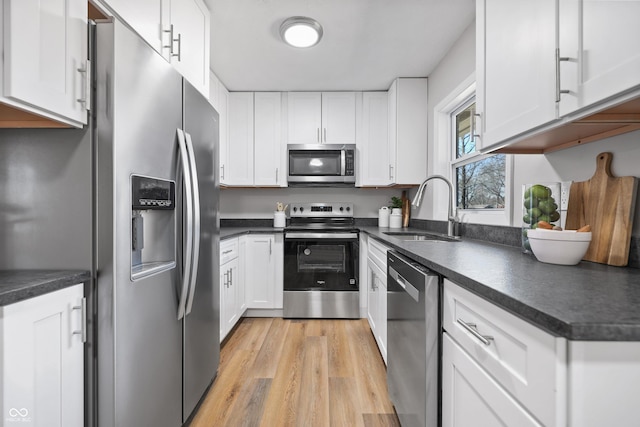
287 202 355 231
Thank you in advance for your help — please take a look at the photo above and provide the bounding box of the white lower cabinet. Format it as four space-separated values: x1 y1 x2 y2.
244 234 283 310
442 333 542 427
1 284 85 427
366 237 390 364
220 237 244 341
443 278 640 427
442 279 561 426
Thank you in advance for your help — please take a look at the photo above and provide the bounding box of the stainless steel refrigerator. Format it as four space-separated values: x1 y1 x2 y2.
0 18 220 427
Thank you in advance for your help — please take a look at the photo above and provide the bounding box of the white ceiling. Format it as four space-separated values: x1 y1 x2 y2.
205 0 475 92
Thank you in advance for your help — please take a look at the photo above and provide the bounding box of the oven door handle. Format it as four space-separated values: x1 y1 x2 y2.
285 232 359 240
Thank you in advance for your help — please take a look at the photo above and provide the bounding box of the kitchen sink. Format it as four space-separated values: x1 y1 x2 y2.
383 231 460 242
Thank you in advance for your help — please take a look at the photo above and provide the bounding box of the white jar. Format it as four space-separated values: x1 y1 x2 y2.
378 207 390 227
389 213 402 228
274 211 286 228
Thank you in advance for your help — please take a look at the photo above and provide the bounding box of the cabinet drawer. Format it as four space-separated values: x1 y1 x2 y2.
443 279 562 426
367 237 390 273
220 237 239 264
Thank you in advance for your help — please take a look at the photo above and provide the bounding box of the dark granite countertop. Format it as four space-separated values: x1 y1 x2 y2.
360 226 640 341
0 270 91 306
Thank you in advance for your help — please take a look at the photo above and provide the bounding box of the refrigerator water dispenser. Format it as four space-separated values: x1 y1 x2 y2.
131 175 177 280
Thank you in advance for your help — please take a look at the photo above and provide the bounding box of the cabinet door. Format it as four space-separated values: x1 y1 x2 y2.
558 0 640 116
218 84 230 185
387 81 398 183
366 264 380 334
476 0 557 151
104 0 169 55
1 285 84 427
245 235 276 309
254 92 283 186
359 92 392 186
391 78 427 185
227 92 254 185
3 0 88 126
287 92 322 143
442 333 543 427
220 260 239 341
321 92 357 143
169 0 210 96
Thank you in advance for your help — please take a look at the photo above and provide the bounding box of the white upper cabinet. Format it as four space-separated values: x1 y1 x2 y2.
168 0 210 96
103 0 169 54
1 0 89 127
558 0 640 116
477 0 640 153
475 0 558 152
103 0 210 96
321 92 357 143
254 92 284 186
225 92 284 187
358 92 392 186
388 78 428 185
287 92 357 144
227 92 254 185
209 71 229 185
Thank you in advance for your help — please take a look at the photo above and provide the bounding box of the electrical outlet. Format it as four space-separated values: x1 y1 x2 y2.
560 181 571 211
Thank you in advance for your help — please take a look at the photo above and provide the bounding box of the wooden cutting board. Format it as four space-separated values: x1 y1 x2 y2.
565 152 638 266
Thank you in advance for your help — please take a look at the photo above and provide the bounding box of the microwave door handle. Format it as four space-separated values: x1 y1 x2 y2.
176 129 193 320
184 132 200 316
341 150 346 176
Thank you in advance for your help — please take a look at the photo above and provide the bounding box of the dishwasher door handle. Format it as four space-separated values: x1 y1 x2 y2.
389 266 420 302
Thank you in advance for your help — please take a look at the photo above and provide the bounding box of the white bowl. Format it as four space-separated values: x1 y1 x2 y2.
527 229 592 265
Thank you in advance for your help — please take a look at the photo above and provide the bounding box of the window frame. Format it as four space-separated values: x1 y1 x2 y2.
433 75 513 226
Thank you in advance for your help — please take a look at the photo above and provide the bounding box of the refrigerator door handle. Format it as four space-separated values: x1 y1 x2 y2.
184 131 201 315
177 128 193 320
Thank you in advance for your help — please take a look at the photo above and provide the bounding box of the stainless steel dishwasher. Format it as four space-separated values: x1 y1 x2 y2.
387 250 440 427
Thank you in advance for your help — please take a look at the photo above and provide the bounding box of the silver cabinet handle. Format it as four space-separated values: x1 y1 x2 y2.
472 113 481 140
72 298 87 343
275 168 278 183
164 25 181 61
388 164 394 179
555 48 570 102
222 249 233 255
457 318 494 346
221 164 225 180
174 33 182 61
269 239 272 255
76 60 91 110
317 128 320 143
323 128 327 142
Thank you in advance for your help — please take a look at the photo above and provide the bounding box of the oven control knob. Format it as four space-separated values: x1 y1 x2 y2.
339 207 344 212
300 207 304 213
346 206 351 212
293 207 298 212
304 248 311 256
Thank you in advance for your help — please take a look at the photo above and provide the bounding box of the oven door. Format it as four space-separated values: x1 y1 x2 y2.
284 231 359 291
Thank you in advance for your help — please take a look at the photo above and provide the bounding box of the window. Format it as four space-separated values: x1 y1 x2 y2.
451 98 506 210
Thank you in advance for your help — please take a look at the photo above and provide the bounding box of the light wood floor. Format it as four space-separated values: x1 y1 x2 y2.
190 318 400 427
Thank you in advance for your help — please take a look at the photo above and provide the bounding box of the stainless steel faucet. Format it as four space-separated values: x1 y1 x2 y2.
412 175 460 238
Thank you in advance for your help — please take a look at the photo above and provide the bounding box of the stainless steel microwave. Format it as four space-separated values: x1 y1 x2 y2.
287 144 356 186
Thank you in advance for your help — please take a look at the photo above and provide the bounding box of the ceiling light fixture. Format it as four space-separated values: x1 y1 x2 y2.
279 16 323 48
